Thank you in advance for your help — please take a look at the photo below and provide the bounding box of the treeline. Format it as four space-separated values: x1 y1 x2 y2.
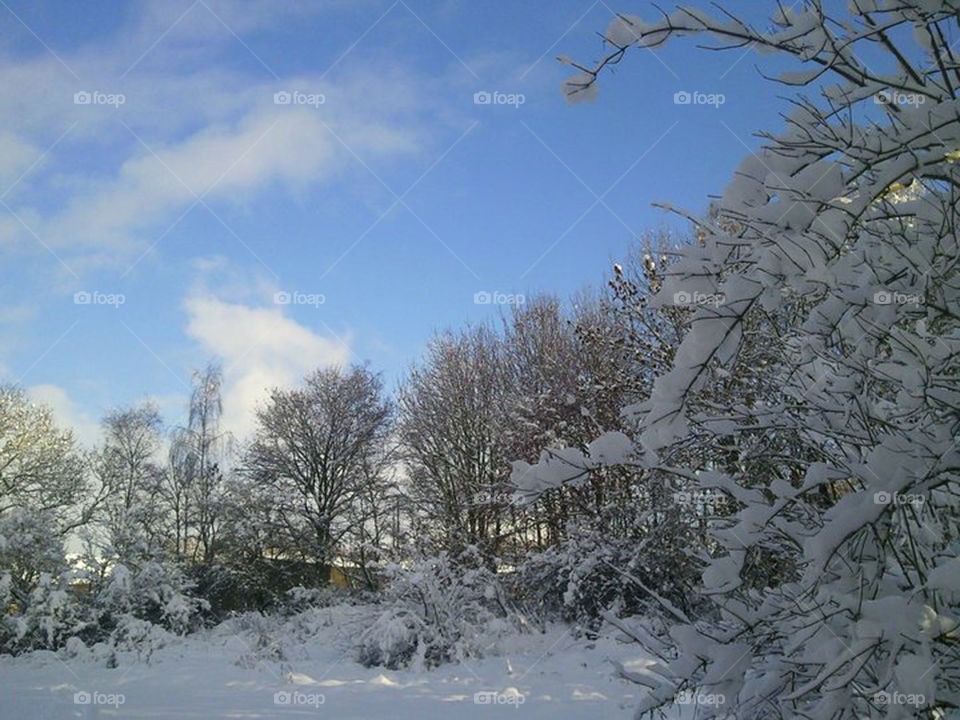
1 231 733 652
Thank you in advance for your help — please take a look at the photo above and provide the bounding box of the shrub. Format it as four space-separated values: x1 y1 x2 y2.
356 548 519 670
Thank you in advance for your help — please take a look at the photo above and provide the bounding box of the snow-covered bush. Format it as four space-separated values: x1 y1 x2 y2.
356 548 519 670
529 3 960 718
284 585 340 610
185 561 275 617
94 560 206 636
0 509 89 654
516 530 629 632
105 614 174 663
0 506 203 658
281 585 374 613
0 571 89 654
221 612 287 669
0 509 68 598
516 512 704 634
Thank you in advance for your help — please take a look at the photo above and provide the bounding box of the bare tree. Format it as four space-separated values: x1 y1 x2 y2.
163 433 192 561
167 363 230 565
398 326 511 560
340 442 402 589
92 403 166 559
243 364 392 583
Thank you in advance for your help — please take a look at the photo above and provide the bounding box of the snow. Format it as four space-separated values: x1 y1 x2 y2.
928 558 960 592
3 3 958 719
0 605 661 719
552 2 960 716
510 431 635 497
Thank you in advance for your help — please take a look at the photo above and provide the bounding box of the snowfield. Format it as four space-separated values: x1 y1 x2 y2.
0 605 668 719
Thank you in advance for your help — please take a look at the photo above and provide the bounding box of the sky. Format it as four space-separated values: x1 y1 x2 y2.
0 0 796 446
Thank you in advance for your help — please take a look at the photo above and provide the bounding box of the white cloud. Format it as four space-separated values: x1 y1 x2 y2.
184 294 350 441
47 107 379 251
25 383 102 448
0 0 464 276
0 44 432 264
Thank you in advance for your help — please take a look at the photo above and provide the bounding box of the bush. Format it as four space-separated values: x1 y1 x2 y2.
282 586 342 613
0 510 91 654
515 512 707 635
94 560 207 636
105 614 173 663
356 548 519 670
0 571 89 654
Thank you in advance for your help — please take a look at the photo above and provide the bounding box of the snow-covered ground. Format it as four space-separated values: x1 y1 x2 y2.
0 605 665 719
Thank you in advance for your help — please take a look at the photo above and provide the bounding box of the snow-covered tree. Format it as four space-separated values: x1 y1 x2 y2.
339 441 403 590
514 3 960 717
0 387 99 653
0 385 91 533
507 283 708 626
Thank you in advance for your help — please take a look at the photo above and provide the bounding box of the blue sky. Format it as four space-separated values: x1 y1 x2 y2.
0 0 794 445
